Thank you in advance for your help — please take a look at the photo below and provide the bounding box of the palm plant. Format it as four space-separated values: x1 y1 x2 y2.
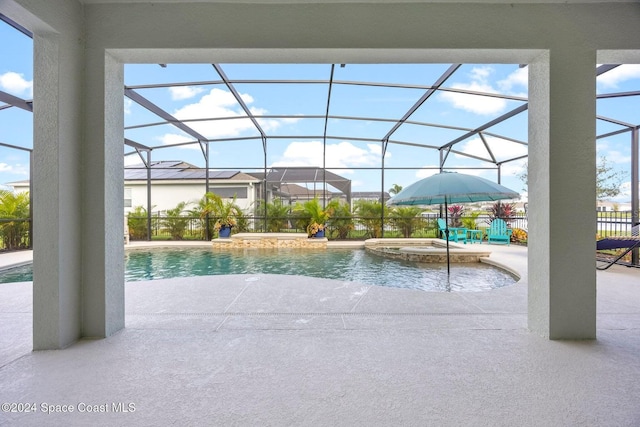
327 201 354 239
127 205 155 240
388 183 403 196
461 211 481 230
258 198 291 232
354 199 387 238
0 190 30 250
293 198 334 237
194 192 244 237
389 206 422 238
162 201 190 240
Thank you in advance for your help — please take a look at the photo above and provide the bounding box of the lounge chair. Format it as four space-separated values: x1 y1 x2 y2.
596 225 640 270
486 218 512 245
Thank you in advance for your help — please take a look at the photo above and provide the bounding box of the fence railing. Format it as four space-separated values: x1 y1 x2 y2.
1 211 636 253
124 211 640 242
596 211 639 237
126 213 532 241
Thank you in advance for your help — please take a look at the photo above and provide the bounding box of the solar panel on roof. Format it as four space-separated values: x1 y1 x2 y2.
181 171 205 179
124 170 147 180
151 170 176 179
209 171 239 179
150 161 180 168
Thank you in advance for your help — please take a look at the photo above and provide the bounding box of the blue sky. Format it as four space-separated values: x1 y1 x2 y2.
1 19 639 203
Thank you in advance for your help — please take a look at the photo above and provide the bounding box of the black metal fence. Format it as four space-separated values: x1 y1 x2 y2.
126 212 533 241
124 211 639 242
1 211 636 253
596 211 639 237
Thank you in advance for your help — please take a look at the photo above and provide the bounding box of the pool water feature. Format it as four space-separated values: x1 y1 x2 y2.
0 248 517 292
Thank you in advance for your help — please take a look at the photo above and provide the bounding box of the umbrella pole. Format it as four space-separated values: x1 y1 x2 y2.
445 199 450 276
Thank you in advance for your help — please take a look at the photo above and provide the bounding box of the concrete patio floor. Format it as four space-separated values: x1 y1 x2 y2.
0 243 639 426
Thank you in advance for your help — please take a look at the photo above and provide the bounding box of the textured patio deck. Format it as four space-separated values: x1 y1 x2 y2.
1 243 639 426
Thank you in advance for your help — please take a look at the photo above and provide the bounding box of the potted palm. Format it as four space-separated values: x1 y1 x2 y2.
198 192 243 238
294 198 333 238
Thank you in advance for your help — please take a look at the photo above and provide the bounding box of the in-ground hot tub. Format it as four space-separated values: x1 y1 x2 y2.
364 238 491 263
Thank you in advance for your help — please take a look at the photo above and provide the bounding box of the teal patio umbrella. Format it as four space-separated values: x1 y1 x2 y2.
387 171 519 275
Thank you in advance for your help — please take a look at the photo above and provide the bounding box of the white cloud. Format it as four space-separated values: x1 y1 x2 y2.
415 166 441 179
471 67 492 81
597 64 640 89
158 133 197 147
439 66 508 115
596 140 611 152
169 86 205 100
454 136 528 163
497 67 528 92
439 66 528 116
501 158 528 183
124 154 144 166
415 166 492 181
0 72 33 97
271 140 382 170
158 88 294 143
439 81 507 115
597 140 632 165
604 150 631 165
0 162 29 176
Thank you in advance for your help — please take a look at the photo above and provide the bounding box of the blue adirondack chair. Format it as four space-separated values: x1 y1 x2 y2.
437 218 467 243
486 218 512 245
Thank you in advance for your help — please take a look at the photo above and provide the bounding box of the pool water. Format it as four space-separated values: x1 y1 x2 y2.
0 248 517 292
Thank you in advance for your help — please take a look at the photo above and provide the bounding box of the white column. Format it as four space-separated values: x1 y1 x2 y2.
22 0 125 347
31 30 83 349
81 50 125 338
528 48 597 339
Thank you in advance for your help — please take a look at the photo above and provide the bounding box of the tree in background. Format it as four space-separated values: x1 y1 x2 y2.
518 156 627 201
0 190 30 250
127 205 154 240
388 184 403 196
257 198 291 232
354 199 387 238
327 201 354 239
162 201 190 240
596 156 627 201
389 206 422 237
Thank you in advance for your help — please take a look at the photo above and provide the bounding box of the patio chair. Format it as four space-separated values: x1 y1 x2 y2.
437 218 467 243
486 218 512 245
596 225 640 270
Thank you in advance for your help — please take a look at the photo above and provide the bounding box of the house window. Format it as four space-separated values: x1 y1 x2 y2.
209 186 248 199
124 187 132 207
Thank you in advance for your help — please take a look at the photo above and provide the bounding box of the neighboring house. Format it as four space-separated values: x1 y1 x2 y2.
597 201 632 212
352 191 390 203
249 167 352 206
124 161 261 213
5 180 29 194
271 183 340 206
7 161 353 215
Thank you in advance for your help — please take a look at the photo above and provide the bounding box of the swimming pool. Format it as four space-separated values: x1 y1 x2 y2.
0 248 517 292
